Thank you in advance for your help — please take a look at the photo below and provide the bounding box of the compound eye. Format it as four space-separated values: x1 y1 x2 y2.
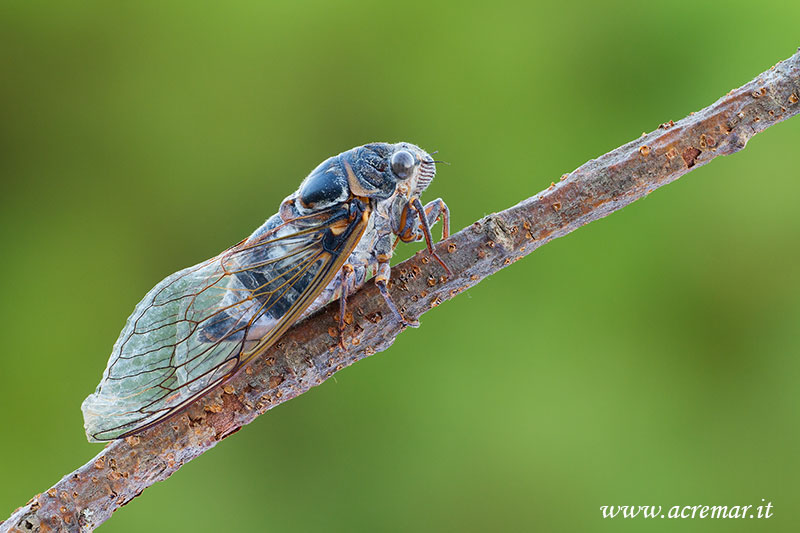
390 150 415 179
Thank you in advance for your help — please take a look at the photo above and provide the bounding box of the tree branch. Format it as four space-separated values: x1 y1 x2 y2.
4 49 800 533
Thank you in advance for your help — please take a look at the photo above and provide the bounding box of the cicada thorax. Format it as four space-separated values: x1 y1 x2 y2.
198 148 392 345
208 145 416 341
295 144 401 212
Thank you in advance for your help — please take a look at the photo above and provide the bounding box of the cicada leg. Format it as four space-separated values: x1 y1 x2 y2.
337 263 354 349
395 198 448 242
375 258 419 328
393 198 451 273
421 198 450 240
410 198 451 276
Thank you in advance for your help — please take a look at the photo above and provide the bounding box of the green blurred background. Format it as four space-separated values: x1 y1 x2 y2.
1 1 798 531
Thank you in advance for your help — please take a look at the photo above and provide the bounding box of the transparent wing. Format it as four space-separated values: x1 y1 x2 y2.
82 204 367 441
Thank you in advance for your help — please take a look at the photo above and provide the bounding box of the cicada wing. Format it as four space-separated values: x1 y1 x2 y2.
82 205 369 441
81 257 241 441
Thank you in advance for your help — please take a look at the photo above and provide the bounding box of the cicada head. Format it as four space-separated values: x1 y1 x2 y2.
293 142 436 216
342 142 436 201
391 142 437 199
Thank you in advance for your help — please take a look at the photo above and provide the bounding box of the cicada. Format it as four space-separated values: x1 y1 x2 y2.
81 142 449 441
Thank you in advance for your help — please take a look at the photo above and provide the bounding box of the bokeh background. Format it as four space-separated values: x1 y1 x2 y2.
1 1 798 531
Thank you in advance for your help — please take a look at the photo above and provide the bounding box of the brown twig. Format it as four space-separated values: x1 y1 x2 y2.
3 49 799 533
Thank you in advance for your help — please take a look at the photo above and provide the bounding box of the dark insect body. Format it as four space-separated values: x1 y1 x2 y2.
82 142 449 441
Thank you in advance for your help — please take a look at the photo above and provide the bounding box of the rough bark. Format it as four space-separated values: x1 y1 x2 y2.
3 49 799 533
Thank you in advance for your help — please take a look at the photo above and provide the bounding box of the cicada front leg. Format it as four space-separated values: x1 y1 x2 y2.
395 197 449 242
394 197 451 276
421 198 450 240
